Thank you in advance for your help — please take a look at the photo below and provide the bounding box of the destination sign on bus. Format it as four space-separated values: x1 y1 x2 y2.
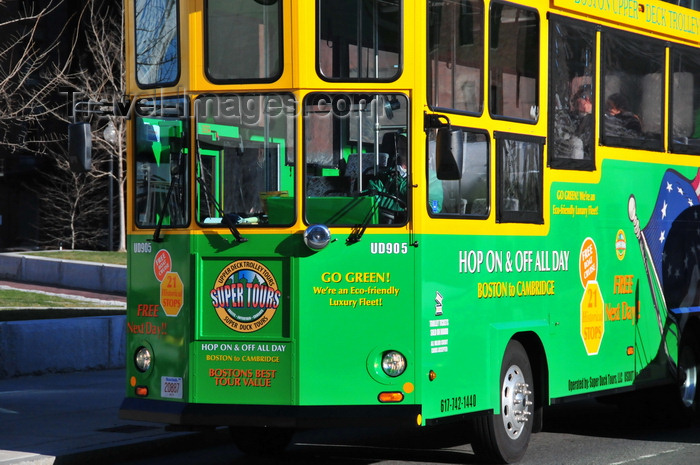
554 0 700 41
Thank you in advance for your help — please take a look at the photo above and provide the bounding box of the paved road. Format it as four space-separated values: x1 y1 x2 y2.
114 399 700 465
2 280 698 464
2 367 698 465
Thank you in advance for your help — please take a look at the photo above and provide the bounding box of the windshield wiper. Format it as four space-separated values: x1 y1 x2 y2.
347 190 406 244
195 177 247 243
194 151 247 244
152 148 185 243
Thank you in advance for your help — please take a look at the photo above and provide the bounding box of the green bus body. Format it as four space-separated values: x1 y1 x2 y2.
122 157 685 427
116 0 700 461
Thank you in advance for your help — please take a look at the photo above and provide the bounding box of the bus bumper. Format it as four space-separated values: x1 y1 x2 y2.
119 398 422 428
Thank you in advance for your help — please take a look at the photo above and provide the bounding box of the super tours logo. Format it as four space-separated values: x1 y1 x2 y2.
210 260 281 333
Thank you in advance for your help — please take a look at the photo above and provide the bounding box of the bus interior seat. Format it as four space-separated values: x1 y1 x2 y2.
458 76 479 112
472 198 488 216
604 74 622 99
503 197 519 211
345 152 389 191
641 73 663 135
672 72 694 138
306 176 350 197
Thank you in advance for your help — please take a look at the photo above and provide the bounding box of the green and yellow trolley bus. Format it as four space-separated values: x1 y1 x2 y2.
103 0 700 462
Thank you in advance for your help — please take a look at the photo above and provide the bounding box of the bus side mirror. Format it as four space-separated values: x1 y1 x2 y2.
436 126 463 180
68 122 93 172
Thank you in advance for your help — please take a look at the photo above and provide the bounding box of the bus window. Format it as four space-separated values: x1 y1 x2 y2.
303 93 408 225
489 2 539 122
548 18 596 170
601 29 664 151
205 0 282 83
134 97 189 228
495 133 544 224
317 0 401 81
428 0 484 114
134 0 179 88
194 94 296 226
670 46 700 155
427 128 489 217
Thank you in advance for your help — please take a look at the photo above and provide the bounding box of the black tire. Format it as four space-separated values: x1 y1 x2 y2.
471 340 534 464
678 334 700 417
229 426 294 455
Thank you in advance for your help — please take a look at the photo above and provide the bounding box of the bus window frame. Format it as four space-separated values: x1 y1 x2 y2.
302 92 410 227
488 0 540 124
134 0 181 89
203 0 284 84
426 0 485 117
669 43 700 156
427 126 490 219
133 96 191 230
315 0 404 83
193 93 297 228
494 131 545 224
599 27 665 152
547 15 597 172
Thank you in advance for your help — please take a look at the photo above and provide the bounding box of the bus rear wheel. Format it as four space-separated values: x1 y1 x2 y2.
471 340 534 464
229 426 294 455
678 335 700 416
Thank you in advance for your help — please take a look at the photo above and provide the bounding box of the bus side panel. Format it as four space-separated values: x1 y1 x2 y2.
416 234 496 422
416 158 696 420
417 233 561 422
295 235 417 407
126 235 193 403
547 159 686 398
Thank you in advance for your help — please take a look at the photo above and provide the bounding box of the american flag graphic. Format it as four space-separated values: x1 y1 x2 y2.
642 169 700 313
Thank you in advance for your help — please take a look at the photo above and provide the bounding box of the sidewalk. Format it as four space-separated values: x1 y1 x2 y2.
0 260 229 463
0 369 229 465
0 280 126 306
0 282 126 379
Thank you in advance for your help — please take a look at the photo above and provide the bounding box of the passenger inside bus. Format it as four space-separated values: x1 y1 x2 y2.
604 93 642 137
364 133 408 223
569 85 594 158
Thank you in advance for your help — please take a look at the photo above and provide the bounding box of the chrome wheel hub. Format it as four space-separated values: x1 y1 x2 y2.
501 364 532 440
680 346 698 408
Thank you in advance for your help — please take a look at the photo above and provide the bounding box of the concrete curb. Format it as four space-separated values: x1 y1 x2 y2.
0 253 127 378
0 253 126 295
0 316 126 378
0 308 125 322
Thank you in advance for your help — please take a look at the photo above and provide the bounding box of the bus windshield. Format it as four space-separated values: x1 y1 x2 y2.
304 93 409 226
134 96 189 228
195 94 296 226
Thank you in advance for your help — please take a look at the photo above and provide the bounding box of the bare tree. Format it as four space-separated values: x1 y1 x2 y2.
0 1 76 151
60 0 126 252
0 0 126 251
28 152 109 250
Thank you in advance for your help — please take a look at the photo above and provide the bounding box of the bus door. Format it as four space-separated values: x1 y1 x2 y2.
295 93 418 407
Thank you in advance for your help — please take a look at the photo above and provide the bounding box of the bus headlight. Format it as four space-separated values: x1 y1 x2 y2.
135 346 152 372
304 224 332 250
381 350 407 377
